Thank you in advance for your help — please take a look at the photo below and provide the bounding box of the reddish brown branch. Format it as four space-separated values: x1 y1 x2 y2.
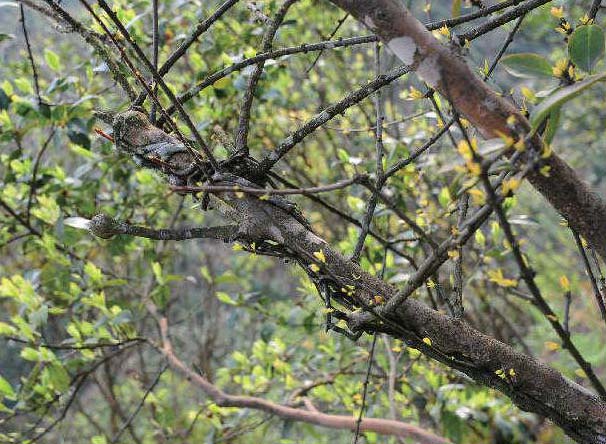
154 316 451 444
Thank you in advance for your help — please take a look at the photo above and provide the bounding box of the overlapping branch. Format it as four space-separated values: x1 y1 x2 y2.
326 0 606 264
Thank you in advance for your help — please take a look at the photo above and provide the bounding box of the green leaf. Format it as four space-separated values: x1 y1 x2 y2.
337 148 349 163
200 266 212 283
569 25 605 73
152 262 163 284
20 347 39 361
91 436 107 444
216 291 237 305
44 49 62 72
31 194 61 225
501 53 553 78
47 362 70 391
14 77 33 95
451 0 461 18
0 33 13 43
0 375 15 398
84 261 103 284
0 322 15 336
438 187 451 207
542 106 561 145
530 71 606 136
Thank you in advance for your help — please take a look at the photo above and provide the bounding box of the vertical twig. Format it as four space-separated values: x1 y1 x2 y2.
450 194 468 318
352 245 387 443
234 0 298 153
563 290 572 334
589 0 602 20
352 333 377 444
150 0 159 122
110 363 168 444
571 229 606 328
483 15 525 80
351 42 384 262
589 247 606 300
19 3 43 106
26 127 56 223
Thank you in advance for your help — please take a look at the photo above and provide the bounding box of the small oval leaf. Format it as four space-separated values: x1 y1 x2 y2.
530 71 606 136
501 53 553 79
569 25 605 73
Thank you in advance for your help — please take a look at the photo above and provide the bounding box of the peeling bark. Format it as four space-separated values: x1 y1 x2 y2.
328 0 606 262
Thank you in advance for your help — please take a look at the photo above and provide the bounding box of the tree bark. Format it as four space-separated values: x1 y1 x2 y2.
327 0 606 263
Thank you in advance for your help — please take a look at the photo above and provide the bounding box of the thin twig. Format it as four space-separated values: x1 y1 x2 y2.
110 363 169 443
234 0 298 153
150 0 159 122
571 229 606 328
589 0 603 20
172 175 365 196
306 13 349 73
450 194 468 318
352 333 378 443
26 127 56 223
484 15 525 80
351 42 384 262
19 3 42 106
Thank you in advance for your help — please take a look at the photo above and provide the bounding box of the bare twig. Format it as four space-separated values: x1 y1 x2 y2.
306 13 349 73
234 0 298 153
351 42 385 262
352 333 378 443
110 363 168 443
26 127 56 223
19 3 42 106
571 229 606 328
150 0 159 122
172 175 365 196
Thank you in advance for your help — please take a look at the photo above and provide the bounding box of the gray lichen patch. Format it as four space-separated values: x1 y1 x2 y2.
387 36 416 65
416 54 441 88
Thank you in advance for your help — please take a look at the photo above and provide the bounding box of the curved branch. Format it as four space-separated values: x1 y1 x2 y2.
154 317 451 444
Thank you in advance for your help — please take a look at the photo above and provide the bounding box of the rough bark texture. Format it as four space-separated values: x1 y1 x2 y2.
328 0 606 262
258 202 606 444
106 101 606 442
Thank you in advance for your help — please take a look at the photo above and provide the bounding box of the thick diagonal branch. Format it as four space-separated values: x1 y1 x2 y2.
327 0 606 263
210 188 606 444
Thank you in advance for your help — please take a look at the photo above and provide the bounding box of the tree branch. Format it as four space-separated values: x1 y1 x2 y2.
152 316 451 444
327 0 606 264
